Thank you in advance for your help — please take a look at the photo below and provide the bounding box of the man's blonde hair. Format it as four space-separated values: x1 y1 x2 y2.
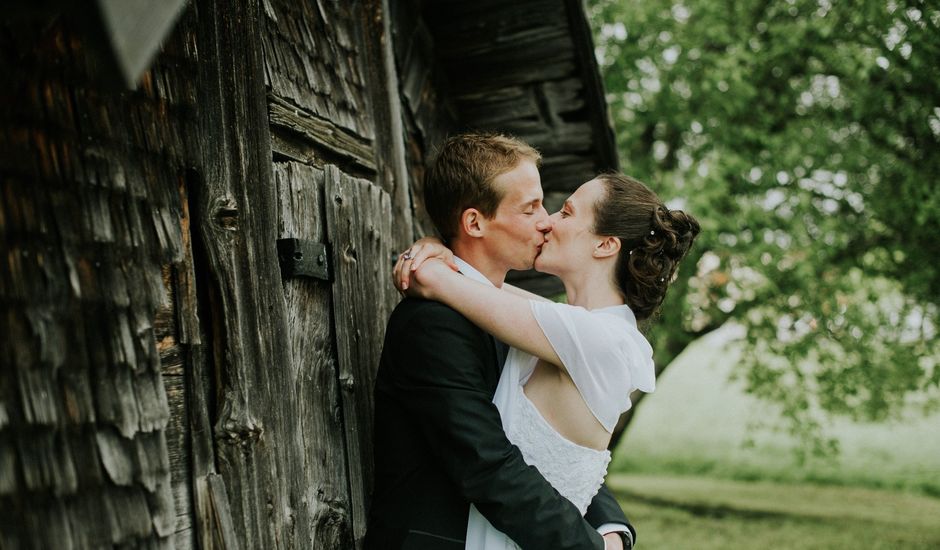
424 133 541 240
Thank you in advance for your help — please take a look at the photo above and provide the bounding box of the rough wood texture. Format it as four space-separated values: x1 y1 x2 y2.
268 94 377 174
192 0 328 546
168 154 238 550
194 474 240 550
1 1 619 548
274 162 355 547
325 166 395 547
0 11 192 548
261 0 375 141
156 265 195 550
360 0 415 251
421 0 618 196
390 0 458 240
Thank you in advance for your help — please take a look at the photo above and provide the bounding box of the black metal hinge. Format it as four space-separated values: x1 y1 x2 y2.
277 238 331 281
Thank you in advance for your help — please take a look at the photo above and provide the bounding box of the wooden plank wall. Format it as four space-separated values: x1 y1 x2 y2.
190 0 314 547
390 0 458 240
325 168 394 544
1 0 418 548
261 0 403 546
423 0 596 191
274 163 354 547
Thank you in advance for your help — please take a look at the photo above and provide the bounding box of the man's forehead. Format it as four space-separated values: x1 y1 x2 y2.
493 164 543 201
504 186 543 206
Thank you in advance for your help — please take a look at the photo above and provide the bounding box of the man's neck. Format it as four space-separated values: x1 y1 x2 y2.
451 241 507 288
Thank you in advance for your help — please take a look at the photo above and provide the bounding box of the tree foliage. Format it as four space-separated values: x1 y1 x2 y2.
589 0 940 455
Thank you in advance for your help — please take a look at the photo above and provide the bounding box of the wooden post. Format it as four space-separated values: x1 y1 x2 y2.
191 0 310 545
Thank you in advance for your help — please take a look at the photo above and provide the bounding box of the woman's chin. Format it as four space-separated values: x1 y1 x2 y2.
533 256 555 275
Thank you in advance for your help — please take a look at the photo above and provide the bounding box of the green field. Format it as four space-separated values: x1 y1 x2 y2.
609 327 940 547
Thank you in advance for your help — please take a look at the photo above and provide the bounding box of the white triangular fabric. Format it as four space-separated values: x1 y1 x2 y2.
529 301 655 432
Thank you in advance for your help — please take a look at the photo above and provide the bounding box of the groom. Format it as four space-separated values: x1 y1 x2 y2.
365 133 635 549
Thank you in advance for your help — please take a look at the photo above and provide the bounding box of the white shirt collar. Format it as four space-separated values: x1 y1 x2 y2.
453 256 496 288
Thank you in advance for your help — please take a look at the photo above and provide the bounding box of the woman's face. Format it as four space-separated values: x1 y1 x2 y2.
534 178 607 276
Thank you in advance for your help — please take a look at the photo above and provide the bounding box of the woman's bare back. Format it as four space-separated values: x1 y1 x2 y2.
522 360 611 451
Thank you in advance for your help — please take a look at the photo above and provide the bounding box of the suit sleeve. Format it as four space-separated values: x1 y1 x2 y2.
385 302 605 550
585 483 636 544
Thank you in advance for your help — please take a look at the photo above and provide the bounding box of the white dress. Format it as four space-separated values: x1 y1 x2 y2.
465 301 656 549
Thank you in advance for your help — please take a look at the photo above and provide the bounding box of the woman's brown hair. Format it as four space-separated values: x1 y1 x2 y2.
592 173 701 321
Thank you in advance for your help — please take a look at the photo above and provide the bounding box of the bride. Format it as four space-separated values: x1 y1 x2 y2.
394 172 700 549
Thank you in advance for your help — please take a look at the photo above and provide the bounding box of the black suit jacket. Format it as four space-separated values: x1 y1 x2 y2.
365 298 633 549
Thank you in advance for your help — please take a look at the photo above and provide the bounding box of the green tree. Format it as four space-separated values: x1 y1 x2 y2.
590 0 940 457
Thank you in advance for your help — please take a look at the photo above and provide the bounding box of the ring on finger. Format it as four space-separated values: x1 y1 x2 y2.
402 250 413 260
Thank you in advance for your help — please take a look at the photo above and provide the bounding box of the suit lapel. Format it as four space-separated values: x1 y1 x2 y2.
493 337 509 374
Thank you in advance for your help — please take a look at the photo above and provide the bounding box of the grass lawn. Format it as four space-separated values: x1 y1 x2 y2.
609 473 940 549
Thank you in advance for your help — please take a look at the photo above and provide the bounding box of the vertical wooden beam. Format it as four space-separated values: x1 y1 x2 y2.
191 0 306 546
360 0 415 251
175 169 239 550
274 162 355 547
324 166 395 547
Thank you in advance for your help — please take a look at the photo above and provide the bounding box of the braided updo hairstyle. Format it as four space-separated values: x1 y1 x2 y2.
593 173 701 321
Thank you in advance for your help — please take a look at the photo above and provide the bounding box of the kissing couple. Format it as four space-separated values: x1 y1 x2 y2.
366 133 700 549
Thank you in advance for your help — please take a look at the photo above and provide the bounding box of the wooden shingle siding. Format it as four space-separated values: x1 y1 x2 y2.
0 9 197 547
262 0 375 142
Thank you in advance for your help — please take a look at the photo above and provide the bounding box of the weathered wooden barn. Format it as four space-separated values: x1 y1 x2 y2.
0 0 619 547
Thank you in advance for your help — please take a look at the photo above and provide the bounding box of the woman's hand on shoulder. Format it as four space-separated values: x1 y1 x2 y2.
403 258 457 300
393 236 458 293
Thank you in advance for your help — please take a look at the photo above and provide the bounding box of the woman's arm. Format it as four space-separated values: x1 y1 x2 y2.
501 283 552 303
408 260 563 368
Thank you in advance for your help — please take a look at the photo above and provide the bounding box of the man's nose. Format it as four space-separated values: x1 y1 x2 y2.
536 209 553 233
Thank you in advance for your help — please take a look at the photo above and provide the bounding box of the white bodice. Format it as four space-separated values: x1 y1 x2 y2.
505 383 611 514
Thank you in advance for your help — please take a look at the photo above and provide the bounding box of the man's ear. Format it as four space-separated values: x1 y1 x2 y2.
593 236 620 258
460 208 485 238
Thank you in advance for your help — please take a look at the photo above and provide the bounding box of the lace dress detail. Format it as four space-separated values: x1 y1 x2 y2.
507 389 611 514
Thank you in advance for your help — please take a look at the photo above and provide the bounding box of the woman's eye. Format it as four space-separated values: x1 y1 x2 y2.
560 211 570 218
